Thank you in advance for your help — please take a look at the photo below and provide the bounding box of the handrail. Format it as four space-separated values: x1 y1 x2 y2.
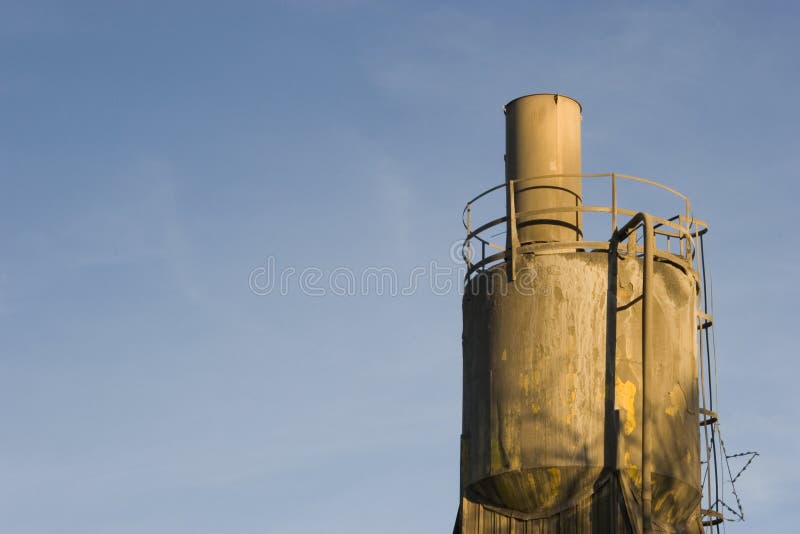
462 173 706 282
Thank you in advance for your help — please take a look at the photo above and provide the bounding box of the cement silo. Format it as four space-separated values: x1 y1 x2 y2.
455 94 711 533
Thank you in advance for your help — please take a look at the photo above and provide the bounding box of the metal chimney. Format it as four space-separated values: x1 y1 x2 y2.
505 94 582 243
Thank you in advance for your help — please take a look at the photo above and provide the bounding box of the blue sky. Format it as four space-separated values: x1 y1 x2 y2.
1 1 797 532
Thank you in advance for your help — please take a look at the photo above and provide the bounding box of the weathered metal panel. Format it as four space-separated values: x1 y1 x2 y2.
458 253 700 533
458 472 638 533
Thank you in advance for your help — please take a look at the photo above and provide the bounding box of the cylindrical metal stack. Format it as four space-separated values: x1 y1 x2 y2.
505 94 582 244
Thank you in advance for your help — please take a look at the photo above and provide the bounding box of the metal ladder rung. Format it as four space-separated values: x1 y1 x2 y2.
697 310 713 330
701 509 724 526
699 408 718 427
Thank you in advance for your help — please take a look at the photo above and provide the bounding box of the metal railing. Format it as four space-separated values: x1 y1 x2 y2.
461 173 708 282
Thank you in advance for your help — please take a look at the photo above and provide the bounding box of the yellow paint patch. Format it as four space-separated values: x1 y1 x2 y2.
564 372 578 426
501 349 507 361
653 491 669 512
546 467 561 503
530 403 541 414
525 471 538 492
520 373 530 396
623 451 642 488
615 378 637 435
491 438 502 471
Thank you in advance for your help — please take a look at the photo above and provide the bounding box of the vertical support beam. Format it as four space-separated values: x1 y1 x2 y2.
611 212 655 534
604 236 620 483
627 228 637 257
641 217 654 534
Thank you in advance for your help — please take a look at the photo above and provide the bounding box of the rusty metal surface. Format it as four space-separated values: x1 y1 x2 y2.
459 252 700 533
456 472 633 534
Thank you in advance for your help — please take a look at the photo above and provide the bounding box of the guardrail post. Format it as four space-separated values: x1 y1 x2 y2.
465 203 472 270
684 198 691 260
506 180 520 281
612 173 618 232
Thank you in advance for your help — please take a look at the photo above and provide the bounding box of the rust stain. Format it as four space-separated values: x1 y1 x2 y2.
665 382 687 417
